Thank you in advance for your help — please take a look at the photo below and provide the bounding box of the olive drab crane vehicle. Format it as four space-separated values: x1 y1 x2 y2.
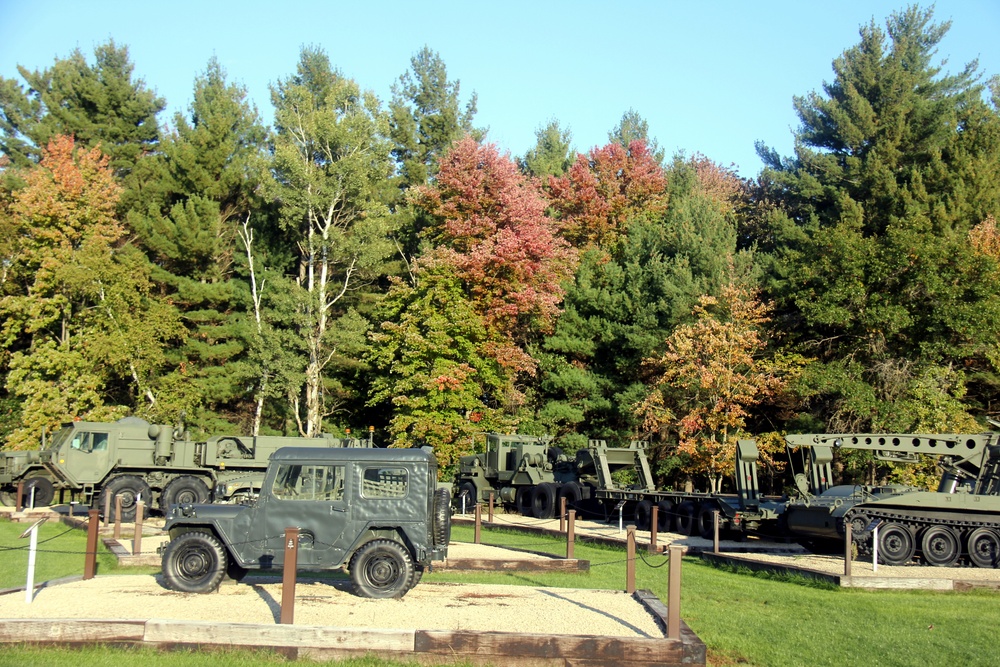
781 432 1000 567
0 416 366 521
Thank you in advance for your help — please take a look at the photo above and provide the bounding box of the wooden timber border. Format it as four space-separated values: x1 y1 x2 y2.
0 588 706 667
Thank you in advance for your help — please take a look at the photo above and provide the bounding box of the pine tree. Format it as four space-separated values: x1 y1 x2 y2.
520 120 573 179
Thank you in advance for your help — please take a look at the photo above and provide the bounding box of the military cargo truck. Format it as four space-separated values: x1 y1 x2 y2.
0 417 360 520
160 446 450 598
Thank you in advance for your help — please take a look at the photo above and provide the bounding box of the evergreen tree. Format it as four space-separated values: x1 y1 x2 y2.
519 120 573 179
0 40 164 177
609 108 665 164
756 6 1000 433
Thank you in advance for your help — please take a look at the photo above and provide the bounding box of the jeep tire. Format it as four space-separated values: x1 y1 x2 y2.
350 539 415 599
162 531 227 593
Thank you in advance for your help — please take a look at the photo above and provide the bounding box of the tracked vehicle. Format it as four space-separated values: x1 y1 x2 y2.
782 432 1000 567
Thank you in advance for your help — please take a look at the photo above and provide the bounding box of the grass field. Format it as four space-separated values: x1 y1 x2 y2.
0 517 997 666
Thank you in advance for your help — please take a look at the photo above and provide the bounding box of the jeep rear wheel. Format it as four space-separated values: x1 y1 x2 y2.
350 539 415 599
162 531 227 593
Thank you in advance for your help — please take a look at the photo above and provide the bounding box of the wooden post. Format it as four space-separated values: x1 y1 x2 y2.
649 505 659 554
488 492 494 523
559 496 567 532
667 545 683 639
113 496 122 540
566 510 576 560
474 503 482 544
844 521 853 578
132 501 145 556
713 510 720 554
626 525 636 594
103 492 111 527
84 510 99 580
15 480 23 512
280 527 299 624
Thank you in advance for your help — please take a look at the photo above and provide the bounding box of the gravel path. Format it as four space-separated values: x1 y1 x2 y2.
0 575 663 638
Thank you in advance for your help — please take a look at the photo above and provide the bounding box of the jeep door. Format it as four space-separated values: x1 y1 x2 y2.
246 461 350 568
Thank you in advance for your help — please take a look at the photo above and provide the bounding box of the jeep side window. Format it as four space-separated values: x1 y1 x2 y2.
271 464 345 501
361 467 408 499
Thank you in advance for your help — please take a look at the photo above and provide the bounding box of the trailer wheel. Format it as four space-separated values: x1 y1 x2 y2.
634 500 653 531
920 526 960 567
162 531 227 593
433 487 452 547
674 502 697 536
877 523 915 566
516 486 535 517
160 475 210 512
697 505 719 539
350 539 415 599
656 500 674 532
21 477 55 508
531 483 557 519
99 475 152 522
967 527 1000 568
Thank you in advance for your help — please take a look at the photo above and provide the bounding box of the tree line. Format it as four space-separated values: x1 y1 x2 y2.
2 6 999 490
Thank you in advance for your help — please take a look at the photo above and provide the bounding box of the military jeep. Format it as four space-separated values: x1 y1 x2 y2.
159 446 451 599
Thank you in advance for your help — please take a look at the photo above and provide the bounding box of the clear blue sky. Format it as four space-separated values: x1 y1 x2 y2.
1 1 997 178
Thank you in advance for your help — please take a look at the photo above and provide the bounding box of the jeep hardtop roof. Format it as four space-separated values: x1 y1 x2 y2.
269 446 435 464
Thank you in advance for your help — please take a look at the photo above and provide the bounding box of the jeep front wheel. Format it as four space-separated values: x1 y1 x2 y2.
349 539 415 599
162 531 227 593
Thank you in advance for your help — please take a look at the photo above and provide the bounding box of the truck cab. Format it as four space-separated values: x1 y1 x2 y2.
160 446 451 598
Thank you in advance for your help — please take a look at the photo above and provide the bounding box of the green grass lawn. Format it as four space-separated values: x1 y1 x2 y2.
0 518 997 667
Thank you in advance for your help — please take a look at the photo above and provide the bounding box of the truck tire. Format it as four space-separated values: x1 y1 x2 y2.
674 502 697 536
21 477 55 507
697 504 718 539
531 482 557 519
0 488 15 507
656 500 674 532
162 531 227 593
99 475 152 522
634 500 653 531
349 539 415 599
433 487 452 547
458 482 478 513
557 481 582 511
516 486 534 517
160 475 211 512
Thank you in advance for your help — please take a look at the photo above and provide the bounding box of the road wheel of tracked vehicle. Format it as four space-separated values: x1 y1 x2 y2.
433 487 452 547
558 482 583 512
920 526 960 567
99 475 151 523
516 486 535 517
21 477 55 508
458 482 478 514
531 482 557 519
656 500 674 533
160 475 210 512
967 527 1000 568
350 539 415 599
162 531 227 593
697 504 719 539
674 502 697 536
634 500 653 531
877 523 915 566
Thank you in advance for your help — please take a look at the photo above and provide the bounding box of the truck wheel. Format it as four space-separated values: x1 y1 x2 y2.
350 539 415 599
0 488 15 507
433 487 452 546
531 483 557 519
162 531 227 593
99 475 152 522
656 500 674 532
516 487 534 517
160 475 210 512
697 505 719 539
458 482 478 513
674 502 697 536
634 500 653 531
557 482 582 511
21 477 55 507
